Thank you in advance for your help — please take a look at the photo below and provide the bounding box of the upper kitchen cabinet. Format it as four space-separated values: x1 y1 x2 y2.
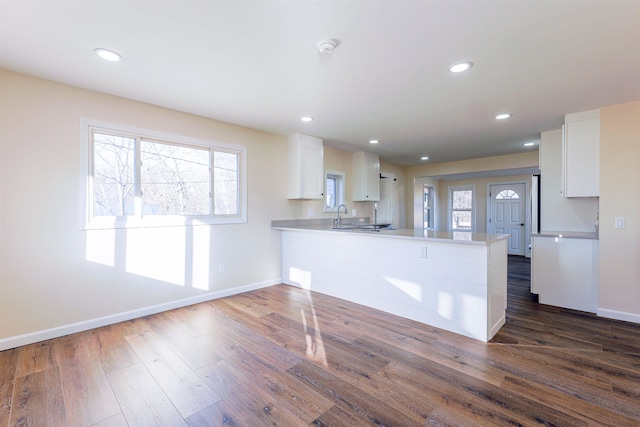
287 133 324 200
563 109 600 197
352 151 380 201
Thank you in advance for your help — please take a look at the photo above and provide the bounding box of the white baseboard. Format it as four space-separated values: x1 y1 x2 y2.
597 308 640 325
0 278 281 351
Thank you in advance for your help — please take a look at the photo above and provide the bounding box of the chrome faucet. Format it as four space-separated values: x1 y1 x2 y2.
335 204 348 228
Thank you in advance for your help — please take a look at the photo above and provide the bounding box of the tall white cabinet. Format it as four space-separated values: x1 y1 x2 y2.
287 134 324 200
352 151 380 201
563 109 600 198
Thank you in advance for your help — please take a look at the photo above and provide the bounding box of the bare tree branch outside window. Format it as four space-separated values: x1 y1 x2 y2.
451 189 473 230
93 132 135 216
91 130 240 218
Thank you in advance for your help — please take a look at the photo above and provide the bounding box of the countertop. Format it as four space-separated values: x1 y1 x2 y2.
531 231 599 240
271 219 510 246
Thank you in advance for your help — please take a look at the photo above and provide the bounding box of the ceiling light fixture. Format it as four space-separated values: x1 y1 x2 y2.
524 142 536 146
496 113 512 120
317 39 338 55
369 139 379 144
300 116 314 122
449 61 473 73
94 48 122 62
421 156 429 160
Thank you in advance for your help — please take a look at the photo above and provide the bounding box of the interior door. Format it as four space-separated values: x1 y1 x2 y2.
489 183 526 255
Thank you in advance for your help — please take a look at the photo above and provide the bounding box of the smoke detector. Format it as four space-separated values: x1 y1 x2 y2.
317 39 338 55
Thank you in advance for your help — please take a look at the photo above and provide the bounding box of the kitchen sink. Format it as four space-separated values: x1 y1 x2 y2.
332 223 391 231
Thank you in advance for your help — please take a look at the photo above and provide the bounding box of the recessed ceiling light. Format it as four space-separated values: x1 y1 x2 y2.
300 116 314 122
369 139 379 144
94 48 122 62
421 156 429 160
524 142 536 146
449 61 473 73
496 113 512 120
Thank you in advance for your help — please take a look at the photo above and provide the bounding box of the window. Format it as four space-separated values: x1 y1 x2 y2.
423 185 434 230
82 119 247 228
449 186 474 231
495 189 520 200
324 170 345 212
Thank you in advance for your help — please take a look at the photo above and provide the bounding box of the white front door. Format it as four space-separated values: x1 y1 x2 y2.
489 183 526 255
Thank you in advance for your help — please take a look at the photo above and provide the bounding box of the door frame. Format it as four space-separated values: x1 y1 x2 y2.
486 180 531 257
379 172 396 228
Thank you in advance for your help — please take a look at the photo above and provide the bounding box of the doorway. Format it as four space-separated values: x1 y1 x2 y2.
488 183 526 255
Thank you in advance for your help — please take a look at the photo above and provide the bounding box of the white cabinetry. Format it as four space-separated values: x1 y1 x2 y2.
352 151 380 201
563 109 600 197
287 134 324 199
531 235 598 312
280 229 508 342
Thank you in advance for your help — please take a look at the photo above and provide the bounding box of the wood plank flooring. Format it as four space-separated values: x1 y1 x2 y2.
1 256 639 426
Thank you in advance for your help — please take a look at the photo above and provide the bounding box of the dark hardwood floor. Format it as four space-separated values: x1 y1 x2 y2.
1 256 639 426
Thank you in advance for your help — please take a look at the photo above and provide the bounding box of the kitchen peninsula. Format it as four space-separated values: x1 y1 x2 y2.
272 220 510 342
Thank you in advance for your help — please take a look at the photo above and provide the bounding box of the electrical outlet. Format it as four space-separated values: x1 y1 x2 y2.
219 263 225 273
420 246 428 258
351 209 356 216
615 217 625 229
308 208 314 217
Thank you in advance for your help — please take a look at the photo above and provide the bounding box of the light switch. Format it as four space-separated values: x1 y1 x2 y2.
615 217 625 229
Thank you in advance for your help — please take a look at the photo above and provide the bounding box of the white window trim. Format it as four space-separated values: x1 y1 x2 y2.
323 170 345 212
448 185 476 231
80 118 247 229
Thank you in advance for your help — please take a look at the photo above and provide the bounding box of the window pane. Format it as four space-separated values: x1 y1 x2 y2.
452 190 472 209
140 140 211 215
213 151 239 215
326 176 337 208
423 186 433 229
496 189 519 200
93 132 135 216
452 210 472 230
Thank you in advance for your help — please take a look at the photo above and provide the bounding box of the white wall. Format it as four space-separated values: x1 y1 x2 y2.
0 70 292 347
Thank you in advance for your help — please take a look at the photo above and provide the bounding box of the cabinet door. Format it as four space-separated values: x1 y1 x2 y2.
352 151 380 201
300 141 324 199
287 134 324 199
563 111 600 197
364 152 380 201
531 237 598 312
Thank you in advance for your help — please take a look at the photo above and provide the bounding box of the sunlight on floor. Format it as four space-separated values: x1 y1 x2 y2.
300 291 328 367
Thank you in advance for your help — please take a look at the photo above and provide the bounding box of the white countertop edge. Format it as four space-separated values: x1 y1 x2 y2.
273 226 510 246
531 231 599 240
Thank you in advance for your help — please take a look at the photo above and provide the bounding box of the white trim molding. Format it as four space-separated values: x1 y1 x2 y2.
597 308 640 325
0 279 281 351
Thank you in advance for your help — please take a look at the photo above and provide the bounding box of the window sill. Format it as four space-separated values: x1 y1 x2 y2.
84 215 247 230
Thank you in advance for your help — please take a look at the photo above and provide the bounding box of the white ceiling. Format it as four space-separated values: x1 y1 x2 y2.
1 1 639 166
